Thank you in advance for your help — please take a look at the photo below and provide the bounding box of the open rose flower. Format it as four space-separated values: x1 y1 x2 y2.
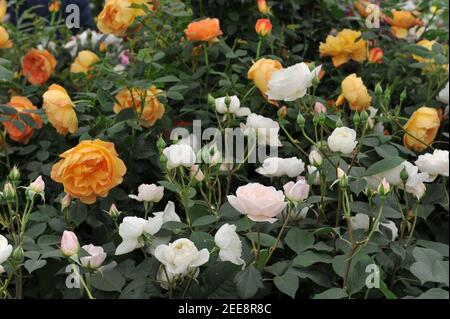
162 144 197 170
214 224 245 267
129 184 164 203
51 140 127 204
328 127 358 154
21 49 57 85
227 183 286 223
184 18 223 42
248 58 283 100
386 10 422 39
241 113 282 147
97 0 146 36
403 107 440 152
80 244 107 269
415 149 449 181
70 50 100 74
336 74 372 112
43 84 78 135
319 29 367 67
2 96 42 144
0 234 13 274
256 157 305 178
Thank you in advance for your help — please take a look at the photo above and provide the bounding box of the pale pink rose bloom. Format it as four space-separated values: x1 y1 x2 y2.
227 183 286 223
80 244 107 269
190 165 205 182
283 178 310 202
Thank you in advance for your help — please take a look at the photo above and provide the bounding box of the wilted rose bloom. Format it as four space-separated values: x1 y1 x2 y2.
113 87 165 128
284 178 310 202
266 62 322 102
163 144 197 170
60 231 79 257
43 84 78 135
70 50 100 74
152 201 181 224
386 10 422 39
51 140 126 204
0 25 13 49
80 244 107 269
241 113 282 147
2 96 42 144
350 213 370 231
248 58 283 99
227 183 286 223
129 184 164 203
368 47 383 63
256 157 305 178
336 74 372 112
155 238 210 275
403 107 440 152
415 149 449 181
115 216 163 255
319 29 367 67
184 18 223 42
327 127 358 154
214 224 245 267
255 18 272 37
0 234 12 274
21 49 57 85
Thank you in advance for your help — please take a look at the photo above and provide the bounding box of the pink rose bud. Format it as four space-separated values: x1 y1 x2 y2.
189 165 205 182
314 102 326 114
80 244 107 269
60 231 79 257
283 178 310 202
29 176 45 193
120 51 130 65
377 178 390 196
308 149 323 167
61 194 71 210
108 203 121 218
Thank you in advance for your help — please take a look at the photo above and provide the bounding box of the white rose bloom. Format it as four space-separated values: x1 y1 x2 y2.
215 96 251 117
241 113 282 147
267 63 322 101
115 216 163 255
163 144 197 170
256 157 305 178
178 133 200 152
327 127 358 154
152 201 181 224
415 149 449 181
307 165 321 185
214 224 245 267
129 184 164 203
154 238 209 276
0 235 13 274
437 82 449 106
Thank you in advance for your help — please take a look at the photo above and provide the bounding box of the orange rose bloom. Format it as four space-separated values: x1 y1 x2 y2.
43 84 78 135
2 96 42 144
368 47 383 63
185 18 223 42
113 86 165 128
51 139 127 204
386 10 422 39
0 26 13 49
97 0 145 36
319 29 367 67
22 49 57 85
247 58 283 99
403 107 440 152
70 50 100 74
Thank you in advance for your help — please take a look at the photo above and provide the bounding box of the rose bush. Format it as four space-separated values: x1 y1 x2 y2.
0 0 448 300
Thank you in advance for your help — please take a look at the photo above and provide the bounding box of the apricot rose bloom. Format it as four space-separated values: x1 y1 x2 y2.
184 18 223 42
70 50 100 74
403 107 440 152
386 10 422 39
0 26 13 49
368 47 383 64
51 139 127 204
248 58 283 99
113 86 165 128
97 0 146 36
21 49 57 85
412 40 449 72
336 73 372 112
2 96 42 144
42 84 78 135
319 29 367 68
0 0 6 21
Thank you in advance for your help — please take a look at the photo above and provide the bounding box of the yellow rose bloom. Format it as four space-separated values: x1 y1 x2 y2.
247 58 283 98
113 86 165 128
336 74 372 112
97 0 146 36
0 26 12 49
0 0 7 21
386 10 422 39
412 40 449 72
319 29 367 67
403 107 440 152
70 50 100 74
51 139 127 204
42 84 78 135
